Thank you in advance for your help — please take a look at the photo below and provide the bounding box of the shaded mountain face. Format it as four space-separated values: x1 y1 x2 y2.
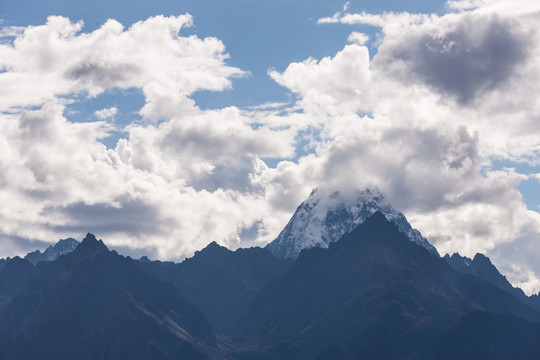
444 252 478 275
236 212 540 360
444 252 519 291
0 256 40 310
266 188 438 260
138 242 291 334
24 237 79 264
444 252 540 312
0 257 35 296
419 311 540 360
0 233 218 360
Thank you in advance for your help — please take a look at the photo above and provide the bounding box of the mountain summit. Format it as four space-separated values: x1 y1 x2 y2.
266 188 439 259
24 237 79 264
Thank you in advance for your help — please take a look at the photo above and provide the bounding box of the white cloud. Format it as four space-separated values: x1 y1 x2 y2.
0 100 297 260
446 0 540 15
1 4 540 296
0 14 244 116
318 10 431 29
347 32 369 45
269 44 372 115
94 107 118 120
0 15 290 260
118 106 295 183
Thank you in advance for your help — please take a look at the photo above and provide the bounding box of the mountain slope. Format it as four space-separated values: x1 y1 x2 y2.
443 252 540 311
237 212 540 359
0 234 218 360
419 311 540 360
0 259 7 272
138 242 291 334
0 256 40 311
266 189 438 259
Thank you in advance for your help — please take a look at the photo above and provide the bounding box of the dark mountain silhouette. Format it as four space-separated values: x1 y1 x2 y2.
24 237 79 264
530 294 540 313
138 242 291 334
444 252 540 312
0 257 36 297
232 212 540 359
0 234 219 360
443 252 477 275
0 256 40 311
1 210 540 358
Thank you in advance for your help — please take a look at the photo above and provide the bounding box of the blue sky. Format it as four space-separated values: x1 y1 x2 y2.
2 0 540 293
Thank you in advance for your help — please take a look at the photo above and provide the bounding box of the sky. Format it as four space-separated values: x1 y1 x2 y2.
1 0 540 293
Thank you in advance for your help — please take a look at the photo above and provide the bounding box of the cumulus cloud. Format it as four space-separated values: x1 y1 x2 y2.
0 14 244 115
1 3 540 295
269 44 372 115
0 15 294 260
374 14 534 104
118 107 294 181
0 100 296 260
321 3 538 105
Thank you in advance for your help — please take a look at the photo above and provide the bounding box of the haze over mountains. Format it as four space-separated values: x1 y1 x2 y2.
1 190 540 359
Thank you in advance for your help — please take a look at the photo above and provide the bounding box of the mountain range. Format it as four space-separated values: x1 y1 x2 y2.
1 189 540 359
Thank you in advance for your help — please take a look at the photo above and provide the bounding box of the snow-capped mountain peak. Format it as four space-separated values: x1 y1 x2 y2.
266 188 439 259
24 237 80 264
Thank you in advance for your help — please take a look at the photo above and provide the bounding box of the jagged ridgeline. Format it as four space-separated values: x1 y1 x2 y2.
1 190 540 359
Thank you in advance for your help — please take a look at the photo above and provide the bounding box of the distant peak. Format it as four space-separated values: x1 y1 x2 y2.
57 238 79 246
192 241 230 259
267 187 439 259
24 237 80 264
202 241 228 253
450 253 470 260
76 233 108 255
9 256 26 263
83 233 98 242
473 253 490 263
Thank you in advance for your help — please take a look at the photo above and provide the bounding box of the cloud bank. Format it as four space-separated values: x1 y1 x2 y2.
1 1 540 294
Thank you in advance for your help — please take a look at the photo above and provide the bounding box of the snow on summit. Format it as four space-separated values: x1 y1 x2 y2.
266 189 439 259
